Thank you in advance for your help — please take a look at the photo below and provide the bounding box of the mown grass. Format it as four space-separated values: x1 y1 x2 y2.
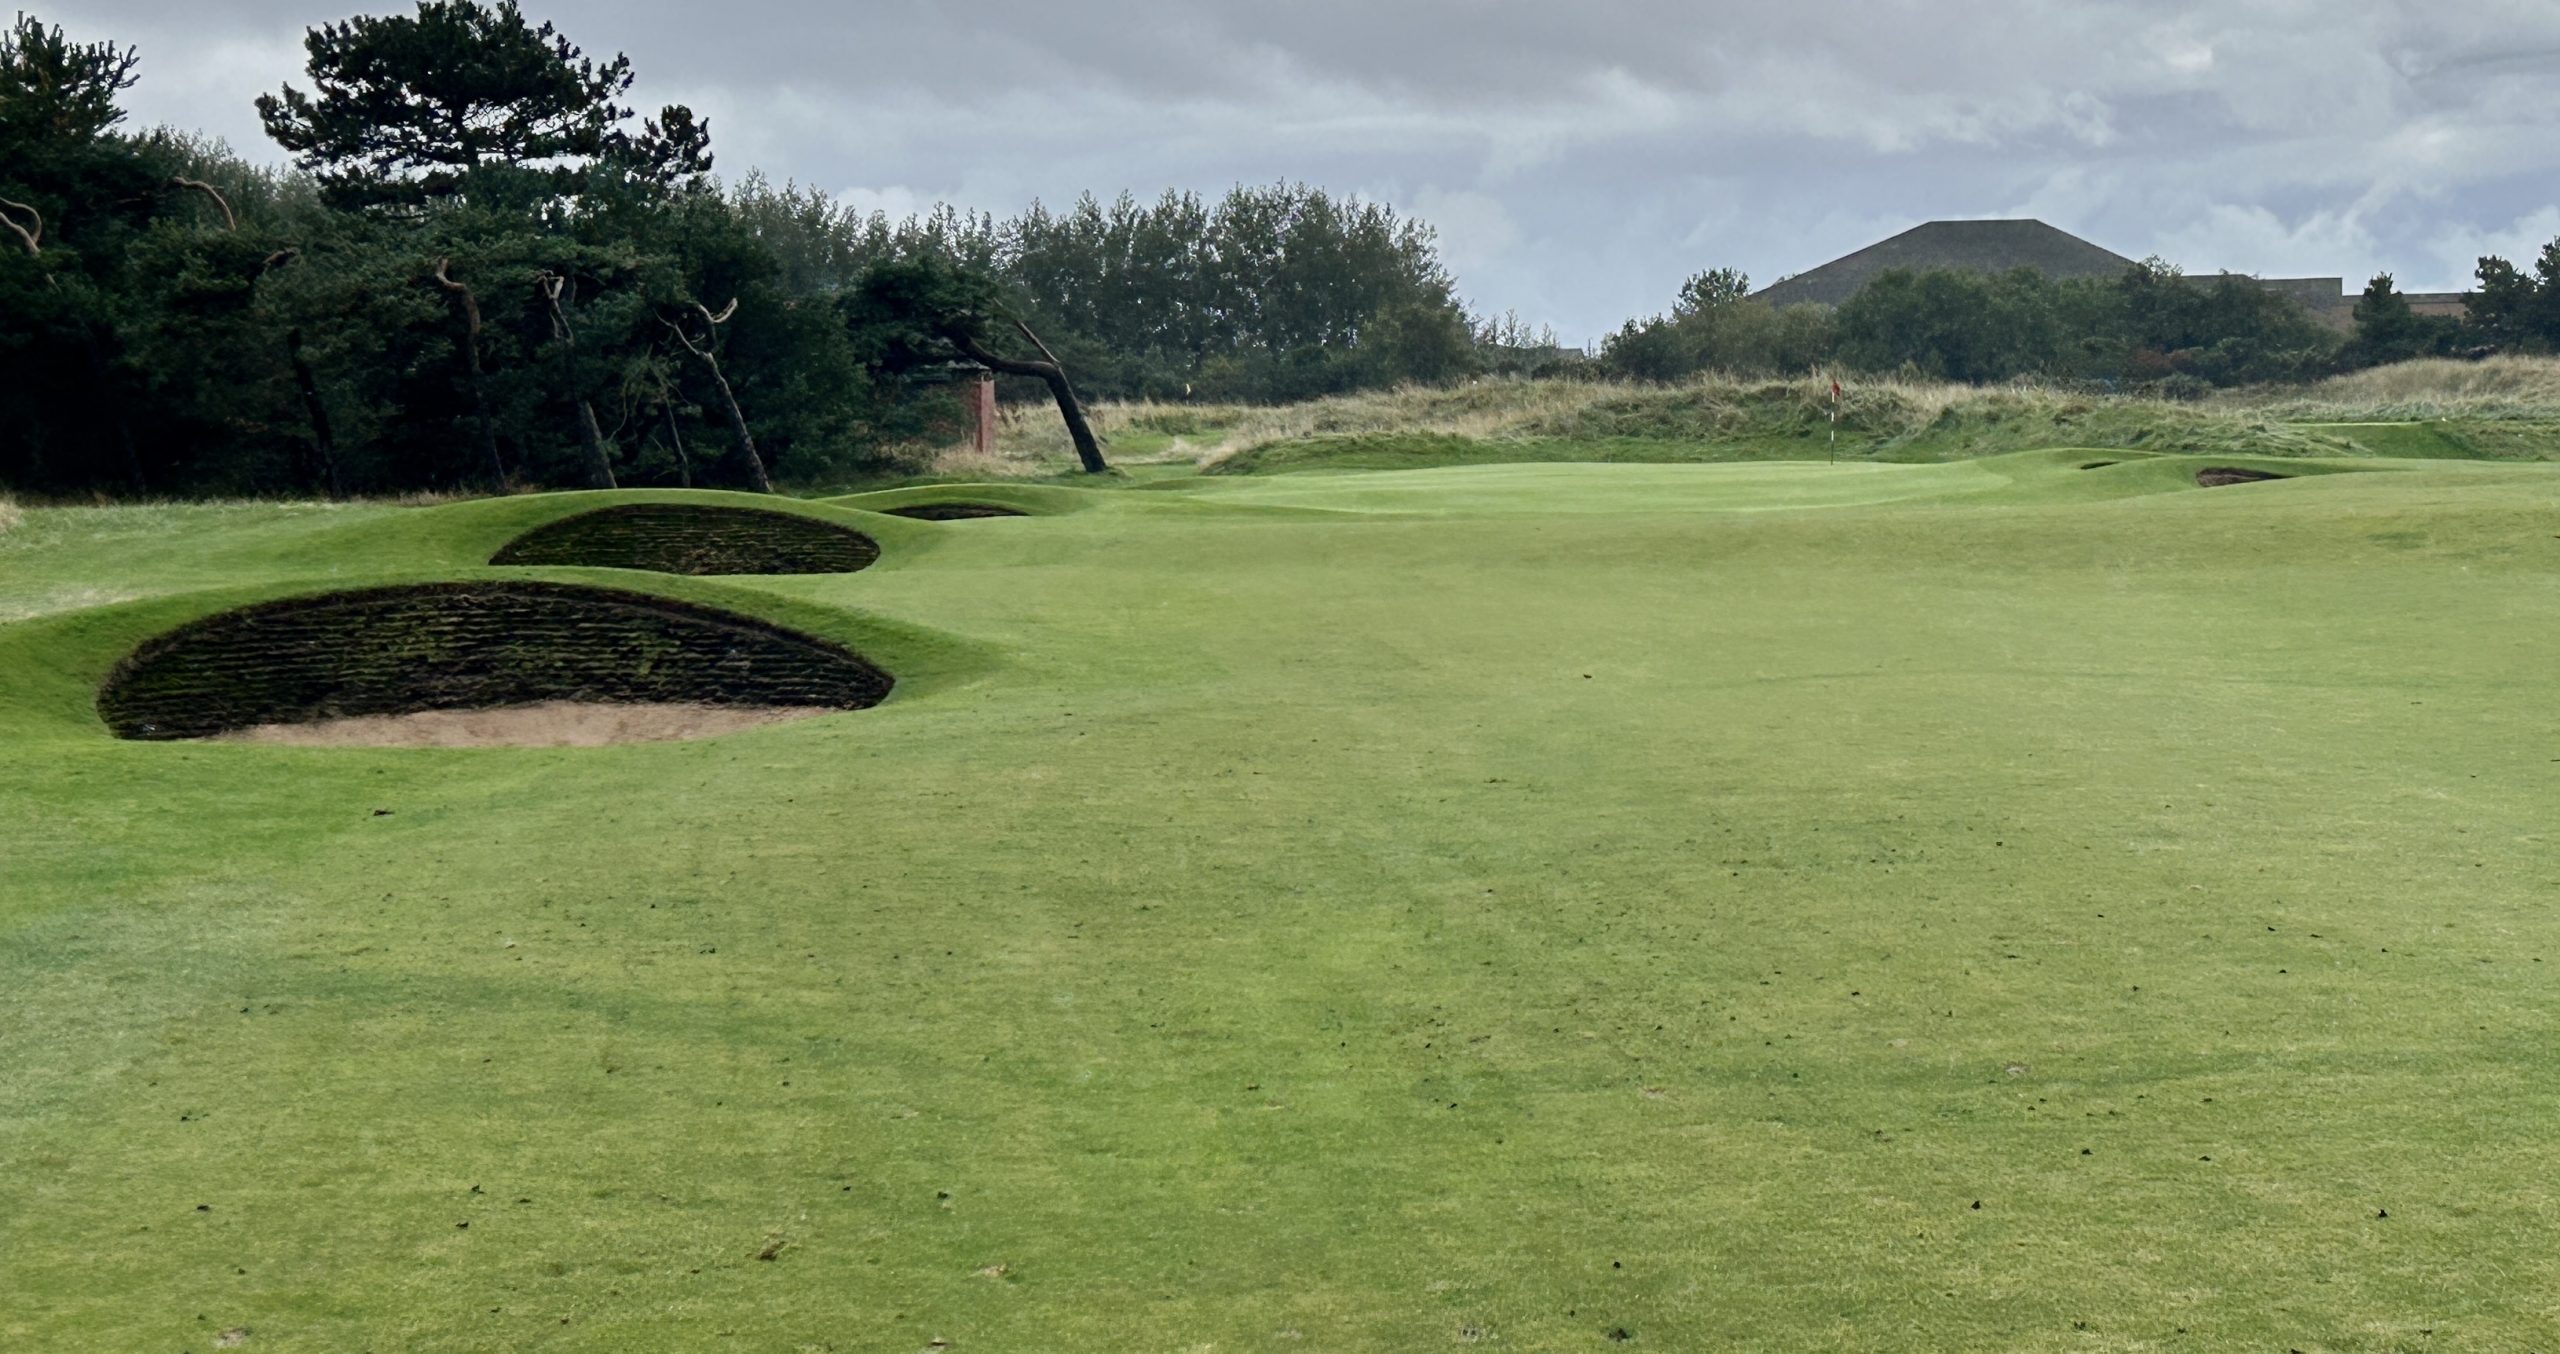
4 452 2559 1350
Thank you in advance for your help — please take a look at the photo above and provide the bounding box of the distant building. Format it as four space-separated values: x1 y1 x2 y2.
1753 218 2461 330
1754 220 2138 309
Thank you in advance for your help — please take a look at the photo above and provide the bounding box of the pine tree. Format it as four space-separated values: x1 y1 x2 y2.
256 0 706 212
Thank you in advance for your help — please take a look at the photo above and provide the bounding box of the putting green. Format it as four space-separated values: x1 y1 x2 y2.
3 451 2557 1350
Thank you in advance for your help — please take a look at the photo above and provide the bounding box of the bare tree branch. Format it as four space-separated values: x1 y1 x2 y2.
533 270 574 342
533 269 614 488
660 299 771 492
433 258 506 488
0 197 44 258
662 312 711 359
1011 314 1068 370
170 177 237 231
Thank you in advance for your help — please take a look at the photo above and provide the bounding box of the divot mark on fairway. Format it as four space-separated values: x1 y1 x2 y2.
98 581 892 743
878 502 1029 521
491 503 880 575
2194 467 2290 488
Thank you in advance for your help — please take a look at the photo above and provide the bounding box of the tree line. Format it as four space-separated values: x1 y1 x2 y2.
1601 253 2560 393
0 4 1475 496
13 3 2560 498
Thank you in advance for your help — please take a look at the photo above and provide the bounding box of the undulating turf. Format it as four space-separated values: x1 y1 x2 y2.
4 450 2558 1350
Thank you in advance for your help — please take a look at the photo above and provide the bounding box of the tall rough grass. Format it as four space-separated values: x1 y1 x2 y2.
0 494 20 536
1156 356 2560 468
2229 356 2560 422
807 355 2560 477
1181 372 2358 468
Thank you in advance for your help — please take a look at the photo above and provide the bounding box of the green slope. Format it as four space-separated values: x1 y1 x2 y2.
4 454 2558 1351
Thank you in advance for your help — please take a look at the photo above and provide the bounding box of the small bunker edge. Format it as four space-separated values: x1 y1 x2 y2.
492 503 882 575
878 502 1030 521
2195 467 2292 488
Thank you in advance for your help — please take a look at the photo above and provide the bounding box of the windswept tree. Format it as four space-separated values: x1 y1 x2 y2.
662 299 772 492
256 0 708 213
843 255 1109 474
255 1 720 491
531 265 615 487
2 4 146 254
0 10 135 144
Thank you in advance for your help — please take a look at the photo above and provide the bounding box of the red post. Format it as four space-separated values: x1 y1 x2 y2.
970 371 997 456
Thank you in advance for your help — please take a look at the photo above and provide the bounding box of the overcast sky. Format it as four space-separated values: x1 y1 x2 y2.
59 0 2560 344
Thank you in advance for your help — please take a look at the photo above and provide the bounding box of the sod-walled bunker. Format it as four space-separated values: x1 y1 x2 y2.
2195 467 2291 488
491 503 881 575
97 581 893 741
877 502 1029 521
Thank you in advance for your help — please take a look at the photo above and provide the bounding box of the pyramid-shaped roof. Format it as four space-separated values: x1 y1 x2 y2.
1754 219 2138 309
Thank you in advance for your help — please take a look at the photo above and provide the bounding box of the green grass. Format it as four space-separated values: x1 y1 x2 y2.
5 452 2560 1350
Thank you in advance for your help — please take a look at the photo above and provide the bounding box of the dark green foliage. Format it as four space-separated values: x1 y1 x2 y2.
1601 268 1843 381
1832 261 2338 387
2464 245 2560 354
2339 274 2464 368
0 11 136 151
253 0 705 212
4 4 1484 496
1835 267 2073 382
838 252 1005 377
1 5 922 497
1606 255 2346 389
736 178 1480 403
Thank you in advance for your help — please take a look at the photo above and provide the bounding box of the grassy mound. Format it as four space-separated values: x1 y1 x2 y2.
97 580 893 740
491 503 882 575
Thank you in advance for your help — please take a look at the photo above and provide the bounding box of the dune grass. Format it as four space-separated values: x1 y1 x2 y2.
2243 354 2560 421
4 451 2559 1350
938 358 2560 477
